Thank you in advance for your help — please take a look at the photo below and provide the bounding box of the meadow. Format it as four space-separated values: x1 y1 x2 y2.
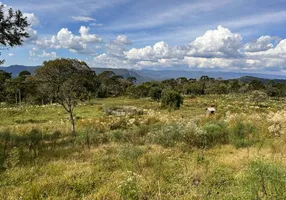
1 94 286 199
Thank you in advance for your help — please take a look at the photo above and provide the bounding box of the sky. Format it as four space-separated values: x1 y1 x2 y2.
2 0 286 75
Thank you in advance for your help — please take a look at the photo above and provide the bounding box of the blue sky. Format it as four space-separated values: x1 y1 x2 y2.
2 0 286 75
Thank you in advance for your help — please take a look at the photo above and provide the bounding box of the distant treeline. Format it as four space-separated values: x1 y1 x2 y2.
0 68 286 105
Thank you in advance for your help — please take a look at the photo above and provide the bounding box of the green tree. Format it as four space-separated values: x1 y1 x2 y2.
0 5 29 64
0 70 11 101
161 90 183 110
35 58 97 135
18 70 31 78
149 87 162 101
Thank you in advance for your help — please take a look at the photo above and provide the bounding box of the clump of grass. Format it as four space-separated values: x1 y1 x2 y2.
240 159 286 199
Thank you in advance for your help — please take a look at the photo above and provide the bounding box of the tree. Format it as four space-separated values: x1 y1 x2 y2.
161 90 183 110
149 87 162 101
18 70 31 78
35 58 97 135
0 70 11 101
127 76 137 84
0 5 29 64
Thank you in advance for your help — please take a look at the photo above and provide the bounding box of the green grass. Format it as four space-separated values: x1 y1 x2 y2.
0 95 286 199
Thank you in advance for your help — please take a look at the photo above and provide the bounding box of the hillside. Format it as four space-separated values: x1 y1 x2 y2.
1 65 286 83
0 65 152 84
239 76 286 84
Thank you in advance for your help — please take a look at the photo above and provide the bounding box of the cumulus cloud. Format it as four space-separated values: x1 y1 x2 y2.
72 16 96 22
22 13 40 42
34 26 102 54
188 25 242 58
105 35 132 57
114 35 132 45
246 39 286 58
38 50 57 58
92 25 286 72
23 13 40 27
125 41 188 61
244 36 278 52
29 48 57 61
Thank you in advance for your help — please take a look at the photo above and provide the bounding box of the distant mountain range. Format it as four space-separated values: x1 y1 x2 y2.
1 65 286 84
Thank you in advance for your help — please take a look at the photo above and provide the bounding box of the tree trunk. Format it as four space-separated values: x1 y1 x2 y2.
69 111 76 136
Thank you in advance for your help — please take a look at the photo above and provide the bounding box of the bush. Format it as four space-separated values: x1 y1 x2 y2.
152 124 185 147
230 121 257 148
203 122 229 146
149 87 162 101
161 90 183 110
250 90 267 104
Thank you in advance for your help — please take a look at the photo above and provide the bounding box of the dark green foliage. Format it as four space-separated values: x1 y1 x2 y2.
128 85 150 99
18 70 31 78
149 87 162 101
0 5 29 65
161 90 183 110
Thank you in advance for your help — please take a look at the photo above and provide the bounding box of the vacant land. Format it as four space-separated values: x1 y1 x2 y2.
1 95 286 199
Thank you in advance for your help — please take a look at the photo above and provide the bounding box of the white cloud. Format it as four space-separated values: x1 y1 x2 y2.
38 50 57 58
8 53 14 56
105 35 132 57
188 25 242 58
125 41 188 61
34 26 102 54
78 26 102 43
29 48 57 60
90 23 103 27
114 35 132 45
244 36 277 52
246 39 286 58
23 13 40 27
72 16 96 22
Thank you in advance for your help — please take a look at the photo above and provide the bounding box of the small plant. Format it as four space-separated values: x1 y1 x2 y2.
119 171 141 200
3 147 20 169
27 129 43 157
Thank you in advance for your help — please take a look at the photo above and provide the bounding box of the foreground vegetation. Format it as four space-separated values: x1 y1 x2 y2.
1 95 286 199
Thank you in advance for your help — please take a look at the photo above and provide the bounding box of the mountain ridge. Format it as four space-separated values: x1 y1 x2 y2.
1 65 286 83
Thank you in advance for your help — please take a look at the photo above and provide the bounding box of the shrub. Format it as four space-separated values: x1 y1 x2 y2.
250 90 267 104
230 121 257 148
183 122 228 149
161 90 183 110
203 122 229 146
152 124 185 147
149 87 162 101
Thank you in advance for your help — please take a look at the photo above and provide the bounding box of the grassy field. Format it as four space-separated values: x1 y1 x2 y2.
1 95 286 199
